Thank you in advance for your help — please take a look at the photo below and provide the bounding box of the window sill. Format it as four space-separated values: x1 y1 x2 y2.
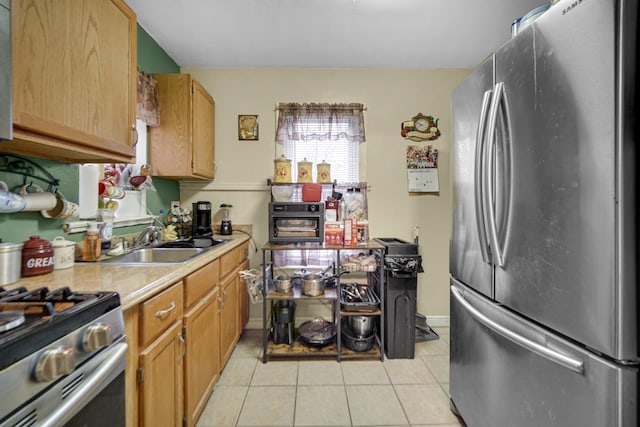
62 215 155 234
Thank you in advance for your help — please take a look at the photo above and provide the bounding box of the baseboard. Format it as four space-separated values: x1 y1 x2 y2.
424 315 449 328
246 315 450 330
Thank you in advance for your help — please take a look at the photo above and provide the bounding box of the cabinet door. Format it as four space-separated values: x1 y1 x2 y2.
8 0 136 163
191 79 215 179
184 287 220 427
237 259 250 336
150 74 215 180
139 321 184 427
150 74 192 178
219 274 238 368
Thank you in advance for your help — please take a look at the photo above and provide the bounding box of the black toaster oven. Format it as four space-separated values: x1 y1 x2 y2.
269 202 324 243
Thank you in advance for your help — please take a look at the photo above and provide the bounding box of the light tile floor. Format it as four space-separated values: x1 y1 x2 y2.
196 327 464 427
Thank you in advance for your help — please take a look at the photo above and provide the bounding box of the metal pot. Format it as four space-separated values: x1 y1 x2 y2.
323 270 348 288
0 242 23 285
348 315 376 338
302 273 325 296
275 275 292 293
341 317 376 352
298 317 336 347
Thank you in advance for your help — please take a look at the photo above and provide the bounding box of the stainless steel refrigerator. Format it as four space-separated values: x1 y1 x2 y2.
449 0 639 426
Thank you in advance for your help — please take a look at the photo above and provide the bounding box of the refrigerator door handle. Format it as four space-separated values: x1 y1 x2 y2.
484 82 505 267
451 286 585 374
474 89 493 264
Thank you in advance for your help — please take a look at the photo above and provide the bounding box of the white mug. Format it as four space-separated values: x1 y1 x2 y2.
17 184 57 212
41 191 80 219
0 181 26 213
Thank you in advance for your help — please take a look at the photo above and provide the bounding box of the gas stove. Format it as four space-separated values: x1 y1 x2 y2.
0 286 126 426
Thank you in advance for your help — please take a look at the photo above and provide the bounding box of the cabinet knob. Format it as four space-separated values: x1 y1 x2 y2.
155 301 177 319
216 294 224 313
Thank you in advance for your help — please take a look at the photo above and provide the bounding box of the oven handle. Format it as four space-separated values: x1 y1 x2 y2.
39 342 128 427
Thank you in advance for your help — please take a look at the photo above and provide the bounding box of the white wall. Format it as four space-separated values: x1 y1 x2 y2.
179 67 470 325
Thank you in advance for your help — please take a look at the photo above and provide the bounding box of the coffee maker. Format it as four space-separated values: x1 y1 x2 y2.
271 301 295 345
192 201 212 237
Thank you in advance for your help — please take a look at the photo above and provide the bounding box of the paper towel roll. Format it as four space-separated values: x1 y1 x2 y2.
79 164 99 219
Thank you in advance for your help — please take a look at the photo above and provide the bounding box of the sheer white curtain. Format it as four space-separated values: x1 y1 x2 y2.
276 103 365 143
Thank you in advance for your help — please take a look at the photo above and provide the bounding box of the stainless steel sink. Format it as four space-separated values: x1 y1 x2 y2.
99 247 207 265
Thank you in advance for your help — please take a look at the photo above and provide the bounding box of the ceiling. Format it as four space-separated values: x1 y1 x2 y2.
128 0 546 69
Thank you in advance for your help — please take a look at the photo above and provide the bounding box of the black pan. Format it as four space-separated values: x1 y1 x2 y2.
298 317 336 347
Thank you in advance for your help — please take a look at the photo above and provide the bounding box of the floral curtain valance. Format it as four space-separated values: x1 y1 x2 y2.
275 102 366 143
136 68 160 127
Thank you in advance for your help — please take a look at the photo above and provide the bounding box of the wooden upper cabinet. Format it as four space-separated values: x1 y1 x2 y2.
150 74 215 180
3 0 137 163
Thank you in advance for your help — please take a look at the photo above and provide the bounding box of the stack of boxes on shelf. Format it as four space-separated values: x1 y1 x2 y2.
324 185 368 246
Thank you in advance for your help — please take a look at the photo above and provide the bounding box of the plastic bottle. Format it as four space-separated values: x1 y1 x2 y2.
344 188 366 221
338 199 347 221
96 209 114 251
82 222 102 261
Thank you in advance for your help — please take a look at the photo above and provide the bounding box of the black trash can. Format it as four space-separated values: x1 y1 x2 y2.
375 238 423 359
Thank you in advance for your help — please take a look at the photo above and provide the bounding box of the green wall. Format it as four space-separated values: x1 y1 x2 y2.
0 25 181 244
137 26 180 73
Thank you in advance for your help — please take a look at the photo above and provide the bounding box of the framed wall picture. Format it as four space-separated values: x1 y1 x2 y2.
238 114 259 140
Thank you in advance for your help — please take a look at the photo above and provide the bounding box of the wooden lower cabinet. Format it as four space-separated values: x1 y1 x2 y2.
219 273 238 369
126 243 250 426
137 282 184 427
184 287 220 427
138 321 184 427
238 259 250 336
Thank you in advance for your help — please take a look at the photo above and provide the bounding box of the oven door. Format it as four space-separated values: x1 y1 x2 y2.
2 338 127 427
270 216 324 243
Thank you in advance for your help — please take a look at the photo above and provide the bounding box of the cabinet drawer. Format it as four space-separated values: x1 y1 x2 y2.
220 242 249 278
184 259 219 309
140 282 184 347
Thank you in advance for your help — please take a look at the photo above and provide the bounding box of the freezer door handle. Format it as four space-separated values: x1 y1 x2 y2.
474 89 493 264
484 82 506 267
451 286 585 374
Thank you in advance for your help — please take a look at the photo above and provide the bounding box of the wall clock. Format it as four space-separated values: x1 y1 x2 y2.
401 113 441 142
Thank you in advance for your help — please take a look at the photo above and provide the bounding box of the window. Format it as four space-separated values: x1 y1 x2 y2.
275 103 365 183
273 103 367 267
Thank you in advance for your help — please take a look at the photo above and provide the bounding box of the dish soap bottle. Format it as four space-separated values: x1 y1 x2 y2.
82 222 102 261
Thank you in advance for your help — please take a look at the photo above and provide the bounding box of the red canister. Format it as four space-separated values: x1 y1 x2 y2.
21 236 55 277
302 183 322 202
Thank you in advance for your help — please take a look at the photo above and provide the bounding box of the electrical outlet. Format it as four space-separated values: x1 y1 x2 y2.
171 201 180 211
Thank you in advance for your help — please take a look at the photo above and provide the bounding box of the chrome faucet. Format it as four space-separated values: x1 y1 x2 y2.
133 225 164 247
112 236 130 251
